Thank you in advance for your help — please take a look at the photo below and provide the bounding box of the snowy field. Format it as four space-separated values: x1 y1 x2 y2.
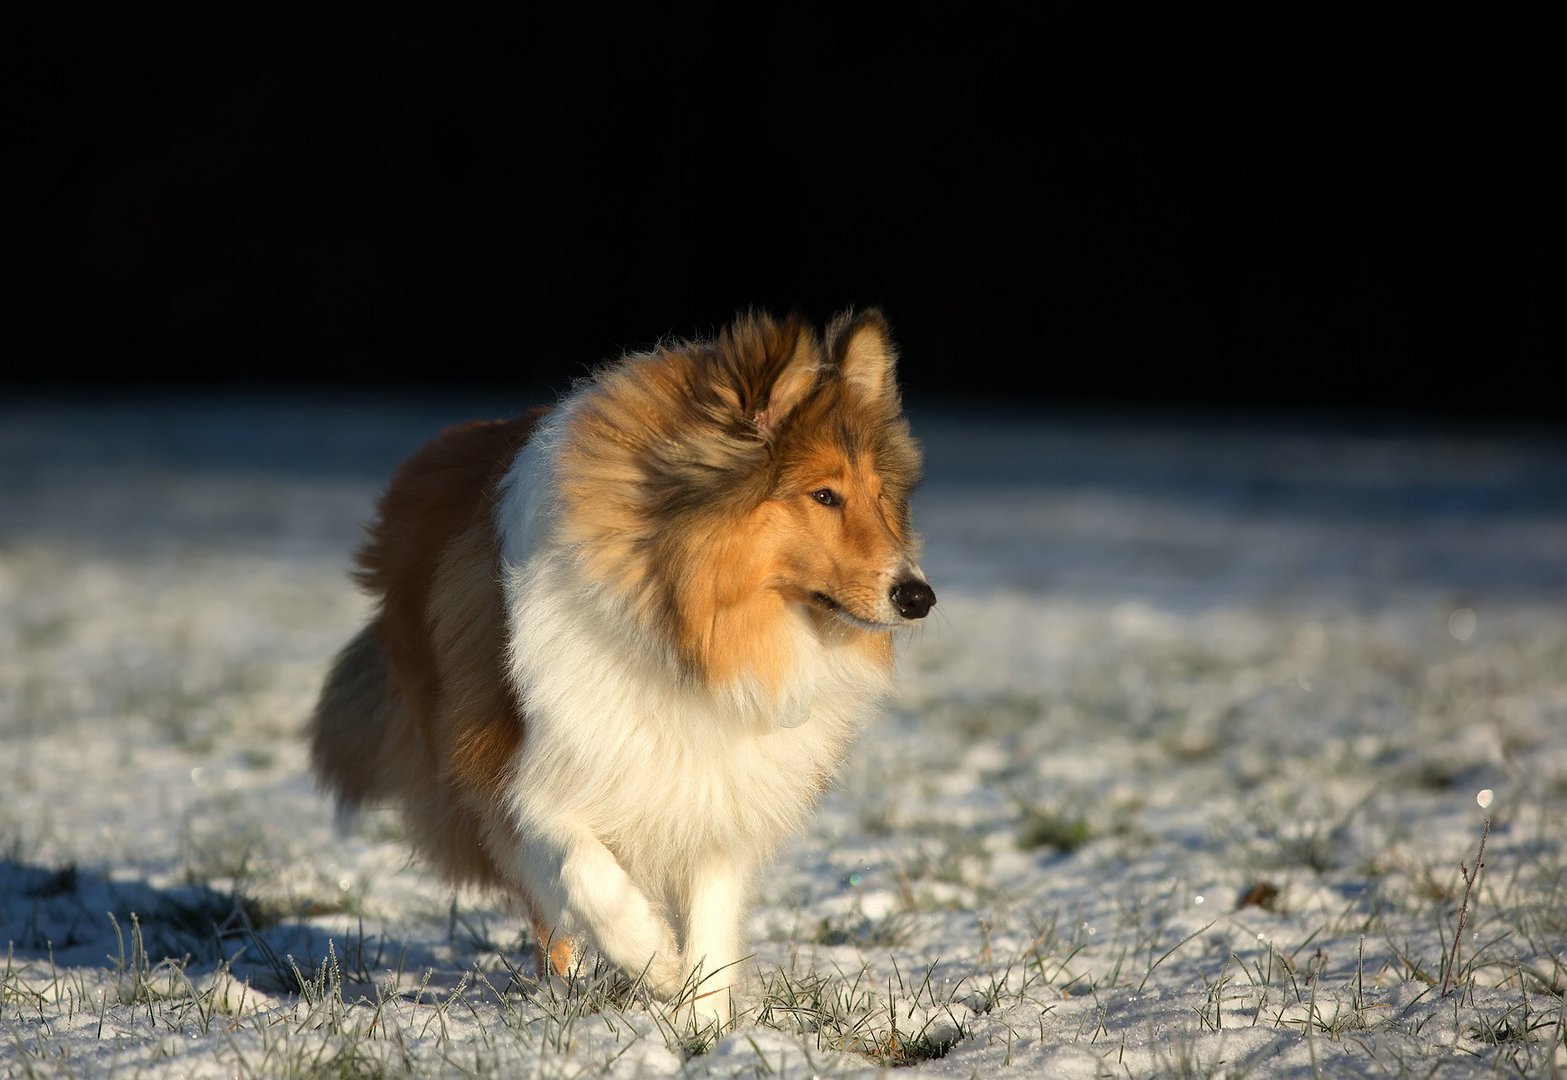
2 398 1566 1078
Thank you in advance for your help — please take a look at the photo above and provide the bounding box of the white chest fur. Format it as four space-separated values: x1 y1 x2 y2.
494 412 889 897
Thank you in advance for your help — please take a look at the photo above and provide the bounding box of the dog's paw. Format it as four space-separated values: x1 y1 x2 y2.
595 909 683 1000
636 923 686 1000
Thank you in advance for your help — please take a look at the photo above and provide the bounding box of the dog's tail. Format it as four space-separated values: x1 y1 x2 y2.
307 622 419 817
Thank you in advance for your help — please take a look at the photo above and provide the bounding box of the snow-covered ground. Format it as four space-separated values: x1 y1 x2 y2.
3 398 1565 1077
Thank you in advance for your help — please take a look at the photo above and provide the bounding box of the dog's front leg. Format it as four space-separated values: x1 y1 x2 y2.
679 857 749 1030
506 819 684 998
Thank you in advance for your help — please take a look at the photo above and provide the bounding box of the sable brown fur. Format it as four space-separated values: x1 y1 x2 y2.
308 412 543 890
558 310 921 684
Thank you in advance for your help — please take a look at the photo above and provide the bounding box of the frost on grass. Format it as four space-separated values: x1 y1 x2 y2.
4 401 1567 1077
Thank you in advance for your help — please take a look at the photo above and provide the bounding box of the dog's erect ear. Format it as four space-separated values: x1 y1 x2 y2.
754 326 821 441
827 308 898 404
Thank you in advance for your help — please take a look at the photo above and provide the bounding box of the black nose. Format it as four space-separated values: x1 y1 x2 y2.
890 578 936 620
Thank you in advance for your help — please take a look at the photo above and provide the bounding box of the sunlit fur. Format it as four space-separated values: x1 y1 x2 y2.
308 309 932 1030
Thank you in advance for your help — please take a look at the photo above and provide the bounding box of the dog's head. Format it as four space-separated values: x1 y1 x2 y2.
560 309 934 682
749 309 934 630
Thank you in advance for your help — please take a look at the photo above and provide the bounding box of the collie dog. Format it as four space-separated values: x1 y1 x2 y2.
308 309 934 1028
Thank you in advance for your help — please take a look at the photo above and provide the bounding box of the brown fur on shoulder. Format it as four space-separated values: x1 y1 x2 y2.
308 411 544 889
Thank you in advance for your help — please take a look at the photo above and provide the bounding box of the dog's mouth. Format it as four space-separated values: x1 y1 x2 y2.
810 592 897 632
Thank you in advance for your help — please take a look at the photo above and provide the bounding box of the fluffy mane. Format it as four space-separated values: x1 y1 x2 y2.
554 309 922 681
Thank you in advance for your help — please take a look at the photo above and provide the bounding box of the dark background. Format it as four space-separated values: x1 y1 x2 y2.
7 6 1553 417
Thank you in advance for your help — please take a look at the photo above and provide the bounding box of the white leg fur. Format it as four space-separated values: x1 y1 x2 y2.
679 859 749 1029
504 820 684 999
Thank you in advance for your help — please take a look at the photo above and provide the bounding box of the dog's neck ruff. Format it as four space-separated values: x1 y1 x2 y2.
494 407 891 729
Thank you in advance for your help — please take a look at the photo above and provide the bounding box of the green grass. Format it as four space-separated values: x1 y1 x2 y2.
1017 808 1094 854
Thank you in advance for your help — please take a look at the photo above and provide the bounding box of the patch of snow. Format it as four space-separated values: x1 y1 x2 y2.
3 400 1566 1077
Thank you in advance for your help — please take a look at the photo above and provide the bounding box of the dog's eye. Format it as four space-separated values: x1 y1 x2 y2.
810 488 840 507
